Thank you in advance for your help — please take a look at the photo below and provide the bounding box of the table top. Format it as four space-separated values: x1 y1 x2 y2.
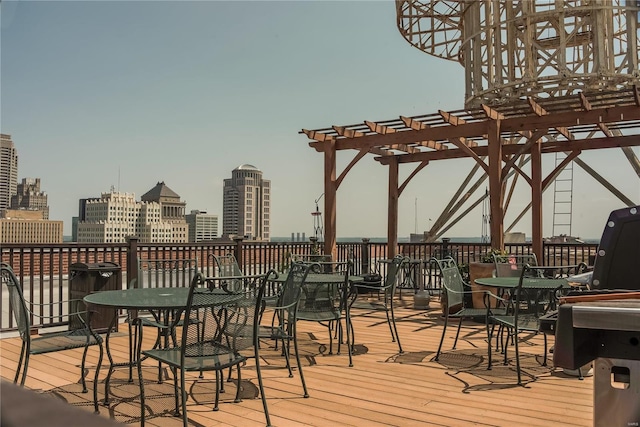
83 287 241 310
474 276 569 290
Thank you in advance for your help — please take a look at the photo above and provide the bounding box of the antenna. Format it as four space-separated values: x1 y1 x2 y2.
118 166 121 192
414 197 418 234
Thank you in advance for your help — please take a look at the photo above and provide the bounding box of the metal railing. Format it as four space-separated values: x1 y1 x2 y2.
1 239 598 332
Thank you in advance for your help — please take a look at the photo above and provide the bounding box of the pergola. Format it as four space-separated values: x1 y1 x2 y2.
301 87 640 262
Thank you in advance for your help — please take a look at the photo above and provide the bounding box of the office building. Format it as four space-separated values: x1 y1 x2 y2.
185 210 219 242
10 178 49 219
76 190 188 243
0 134 18 211
222 164 270 241
0 209 63 243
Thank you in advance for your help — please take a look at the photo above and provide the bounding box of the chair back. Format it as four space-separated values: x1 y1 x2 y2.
381 255 408 295
213 253 245 292
297 261 350 318
435 257 466 309
275 262 312 325
221 270 280 352
1 263 31 343
179 272 249 363
513 264 569 321
493 253 538 278
134 258 199 289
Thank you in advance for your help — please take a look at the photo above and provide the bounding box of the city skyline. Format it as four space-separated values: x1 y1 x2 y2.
2 1 638 240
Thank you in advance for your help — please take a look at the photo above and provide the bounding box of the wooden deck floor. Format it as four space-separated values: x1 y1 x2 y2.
0 298 593 426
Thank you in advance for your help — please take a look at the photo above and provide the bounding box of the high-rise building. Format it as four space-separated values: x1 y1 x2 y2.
185 210 219 242
10 178 49 219
0 134 18 211
76 190 188 243
222 164 270 241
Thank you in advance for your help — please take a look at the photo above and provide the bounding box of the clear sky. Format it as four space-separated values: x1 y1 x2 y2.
2 0 638 240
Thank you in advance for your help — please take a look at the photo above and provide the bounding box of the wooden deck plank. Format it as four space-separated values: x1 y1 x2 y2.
0 301 593 426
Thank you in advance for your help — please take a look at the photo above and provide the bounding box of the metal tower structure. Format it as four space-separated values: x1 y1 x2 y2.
395 0 640 241
397 0 639 108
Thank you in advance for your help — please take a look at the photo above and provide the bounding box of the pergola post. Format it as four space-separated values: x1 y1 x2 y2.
323 141 338 260
388 157 399 258
531 138 543 262
487 119 504 249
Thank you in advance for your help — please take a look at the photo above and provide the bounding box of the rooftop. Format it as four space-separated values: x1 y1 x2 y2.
0 301 592 426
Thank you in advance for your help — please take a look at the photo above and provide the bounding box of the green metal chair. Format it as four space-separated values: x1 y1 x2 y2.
486 264 567 385
1 263 104 413
222 263 313 425
134 272 247 426
351 255 408 353
434 257 502 361
492 253 538 277
295 260 355 366
123 258 199 384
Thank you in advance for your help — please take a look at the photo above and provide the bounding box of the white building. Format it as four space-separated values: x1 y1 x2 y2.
222 164 270 241
76 191 188 243
185 210 218 242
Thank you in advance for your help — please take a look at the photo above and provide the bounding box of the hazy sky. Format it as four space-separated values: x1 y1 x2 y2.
2 0 638 240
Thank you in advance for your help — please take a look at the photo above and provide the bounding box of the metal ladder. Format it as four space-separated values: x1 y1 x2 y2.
552 152 574 237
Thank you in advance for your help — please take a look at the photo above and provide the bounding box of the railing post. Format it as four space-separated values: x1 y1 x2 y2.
361 238 371 275
233 236 244 270
127 236 138 289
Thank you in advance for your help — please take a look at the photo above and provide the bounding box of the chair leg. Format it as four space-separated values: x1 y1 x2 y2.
452 317 463 350
435 313 449 361
14 342 26 385
180 369 189 427
514 329 522 386
19 351 30 386
487 322 495 370
93 340 104 413
213 370 221 411
292 322 309 398
80 344 90 393
343 314 353 367
254 347 272 427
389 301 403 353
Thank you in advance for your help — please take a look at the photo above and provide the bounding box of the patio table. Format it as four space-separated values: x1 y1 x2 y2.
83 286 242 406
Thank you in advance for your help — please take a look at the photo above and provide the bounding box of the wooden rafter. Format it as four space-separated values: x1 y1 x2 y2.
363 121 421 154
332 126 390 157
528 98 574 140
399 116 448 150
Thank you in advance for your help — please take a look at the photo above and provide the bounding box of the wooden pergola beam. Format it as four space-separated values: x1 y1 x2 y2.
329 105 640 151
378 133 640 164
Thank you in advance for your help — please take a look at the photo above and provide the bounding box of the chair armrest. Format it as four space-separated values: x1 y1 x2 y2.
484 291 510 313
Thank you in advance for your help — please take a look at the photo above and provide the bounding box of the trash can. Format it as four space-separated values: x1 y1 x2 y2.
69 262 121 333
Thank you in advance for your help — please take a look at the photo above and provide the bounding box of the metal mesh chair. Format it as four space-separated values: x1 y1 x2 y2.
123 258 199 384
351 255 408 353
434 257 502 361
1 263 104 413
486 264 577 385
134 273 248 426
295 261 355 366
493 253 538 277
